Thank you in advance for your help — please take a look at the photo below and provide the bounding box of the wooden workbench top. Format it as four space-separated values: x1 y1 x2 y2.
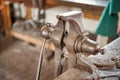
59 0 108 19
60 0 108 7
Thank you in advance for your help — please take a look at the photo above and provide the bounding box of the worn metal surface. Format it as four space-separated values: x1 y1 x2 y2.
88 37 120 80
89 38 120 67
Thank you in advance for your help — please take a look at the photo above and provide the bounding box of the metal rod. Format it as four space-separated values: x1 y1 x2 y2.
35 39 46 80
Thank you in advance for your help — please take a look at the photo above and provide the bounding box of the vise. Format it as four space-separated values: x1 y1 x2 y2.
36 11 120 80
40 11 101 80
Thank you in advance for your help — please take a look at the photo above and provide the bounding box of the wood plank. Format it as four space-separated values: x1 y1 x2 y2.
10 30 55 51
1 1 12 38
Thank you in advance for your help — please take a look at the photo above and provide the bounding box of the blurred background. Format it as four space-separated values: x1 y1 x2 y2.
0 0 109 80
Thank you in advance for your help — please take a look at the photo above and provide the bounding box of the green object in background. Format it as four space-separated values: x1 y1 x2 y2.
96 0 120 37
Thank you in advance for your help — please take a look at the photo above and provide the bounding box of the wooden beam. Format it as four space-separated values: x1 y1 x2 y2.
1 0 12 38
10 30 55 51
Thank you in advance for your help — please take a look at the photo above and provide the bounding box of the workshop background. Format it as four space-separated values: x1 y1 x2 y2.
1 0 119 80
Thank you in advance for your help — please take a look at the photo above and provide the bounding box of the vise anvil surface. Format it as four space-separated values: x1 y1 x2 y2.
88 37 120 80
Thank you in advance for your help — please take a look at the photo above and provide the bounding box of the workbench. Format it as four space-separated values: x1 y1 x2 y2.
59 0 108 19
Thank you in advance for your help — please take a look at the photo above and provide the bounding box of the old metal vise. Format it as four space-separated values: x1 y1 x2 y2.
41 11 101 55
41 11 102 80
36 11 120 80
